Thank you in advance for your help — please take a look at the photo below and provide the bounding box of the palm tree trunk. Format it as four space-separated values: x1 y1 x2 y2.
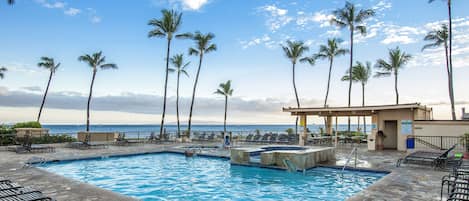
447 0 456 120
224 95 227 137
362 83 366 135
324 59 333 107
159 38 171 140
348 28 354 135
176 72 181 138
188 52 203 138
444 42 456 120
394 71 399 104
292 62 300 135
86 69 97 132
37 70 53 122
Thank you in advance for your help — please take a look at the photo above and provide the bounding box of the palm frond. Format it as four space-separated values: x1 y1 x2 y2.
100 63 118 70
188 47 199 56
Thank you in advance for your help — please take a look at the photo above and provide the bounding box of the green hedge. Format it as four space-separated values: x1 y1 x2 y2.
12 121 42 129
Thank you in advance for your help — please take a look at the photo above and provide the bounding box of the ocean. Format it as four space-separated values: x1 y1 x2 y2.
43 124 371 135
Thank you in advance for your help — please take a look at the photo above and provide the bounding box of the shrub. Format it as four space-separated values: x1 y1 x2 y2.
12 121 42 129
18 134 77 144
285 128 294 135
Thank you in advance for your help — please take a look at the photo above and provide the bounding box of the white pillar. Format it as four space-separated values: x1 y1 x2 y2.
299 115 307 146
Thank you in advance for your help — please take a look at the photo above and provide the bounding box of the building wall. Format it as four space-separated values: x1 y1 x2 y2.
414 121 469 137
377 109 415 151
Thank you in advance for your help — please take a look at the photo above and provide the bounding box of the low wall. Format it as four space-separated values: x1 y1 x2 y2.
15 128 49 138
77 132 118 142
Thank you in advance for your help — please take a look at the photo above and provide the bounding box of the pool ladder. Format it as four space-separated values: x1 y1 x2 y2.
283 159 305 174
340 147 358 174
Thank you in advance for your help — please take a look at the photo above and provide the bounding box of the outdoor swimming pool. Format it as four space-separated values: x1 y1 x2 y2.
37 153 386 201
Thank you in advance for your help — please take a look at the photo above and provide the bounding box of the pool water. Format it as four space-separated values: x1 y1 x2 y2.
38 153 386 201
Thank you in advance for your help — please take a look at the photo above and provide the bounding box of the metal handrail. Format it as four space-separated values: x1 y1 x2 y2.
341 147 358 174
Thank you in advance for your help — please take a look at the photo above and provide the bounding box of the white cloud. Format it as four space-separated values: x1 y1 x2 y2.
91 16 102 24
296 11 333 29
178 0 209 10
86 8 102 24
372 0 392 12
64 8 81 16
258 5 293 32
36 0 65 9
380 24 426 44
240 34 277 49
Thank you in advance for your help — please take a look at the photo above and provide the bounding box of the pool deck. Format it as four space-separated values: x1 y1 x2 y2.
0 143 449 201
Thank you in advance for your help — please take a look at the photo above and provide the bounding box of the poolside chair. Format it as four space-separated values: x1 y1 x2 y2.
7 135 55 154
252 134 262 143
269 133 278 144
396 144 456 168
277 134 289 144
243 134 253 143
114 133 140 146
207 133 215 141
67 134 107 150
260 133 271 144
0 180 55 201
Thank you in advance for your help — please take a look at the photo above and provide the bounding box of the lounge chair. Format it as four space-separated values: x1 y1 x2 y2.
269 133 278 144
243 134 253 143
114 133 140 146
396 144 456 168
7 135 55 154
252 134 262 143
207 133 215 141
277 134 289 144
67 134 107 150
0 180 54 201
260 133 271 143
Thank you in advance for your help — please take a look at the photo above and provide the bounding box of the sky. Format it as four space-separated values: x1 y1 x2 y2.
0 0 469 125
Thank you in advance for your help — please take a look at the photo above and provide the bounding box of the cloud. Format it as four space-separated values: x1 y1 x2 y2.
86 8 101 23
0 88 319 117
64 8 81 16
258 5 293 32
240 34 277 49
372 0 392 12
21 86 43 92
408 17 469 69
380 24 426 44
36 0 65 9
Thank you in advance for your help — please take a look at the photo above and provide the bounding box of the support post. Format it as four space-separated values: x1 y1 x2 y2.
299 115 307 146
335 116 338 147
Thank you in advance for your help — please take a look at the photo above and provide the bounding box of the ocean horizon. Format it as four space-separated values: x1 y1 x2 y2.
41 124 372 135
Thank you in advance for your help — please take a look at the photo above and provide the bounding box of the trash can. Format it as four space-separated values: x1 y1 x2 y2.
406 137 415 149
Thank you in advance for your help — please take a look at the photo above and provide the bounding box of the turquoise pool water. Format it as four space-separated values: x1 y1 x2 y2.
37 153 386 201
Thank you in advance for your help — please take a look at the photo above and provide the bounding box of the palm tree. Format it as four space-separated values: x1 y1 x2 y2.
0 67 6 79
7 0 14 5
422 24 456 120
374 47 411 104
148 9 191 140
169 54 190 138
331 1 375 134
78 51 117 132
342 61 372 134
37 57 60 122
282 40 313 135
187 31 217 138
214 80 234 143
313 38 349 107
429 0 455 118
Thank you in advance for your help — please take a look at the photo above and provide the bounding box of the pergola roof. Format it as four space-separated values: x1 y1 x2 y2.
283 103 431 117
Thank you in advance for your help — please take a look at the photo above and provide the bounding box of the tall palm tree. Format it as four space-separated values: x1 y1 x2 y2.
374 47 411 105
169 54 190 138
187 31 217 138
429 1 455 118
331 1 375 134
422 24 456 120
0 67 6 79
37 57 60 122
214 80 234 143
282 40 313 135
342 61 372 134
313 38 349 107
148 9 190 139
78 51 117 132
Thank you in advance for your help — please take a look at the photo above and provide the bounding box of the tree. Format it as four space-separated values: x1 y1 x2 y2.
313 38 349 107
281 40 313 135
0 67 6 79
342 61 372 134
78 51 117 132
148 9 191 139
169 54 190 138
214 80 234 143
331 1 375 134
187 31 217 138
374 47 411 104
422 24 456 120
429 0 455 120
37 57 60 122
